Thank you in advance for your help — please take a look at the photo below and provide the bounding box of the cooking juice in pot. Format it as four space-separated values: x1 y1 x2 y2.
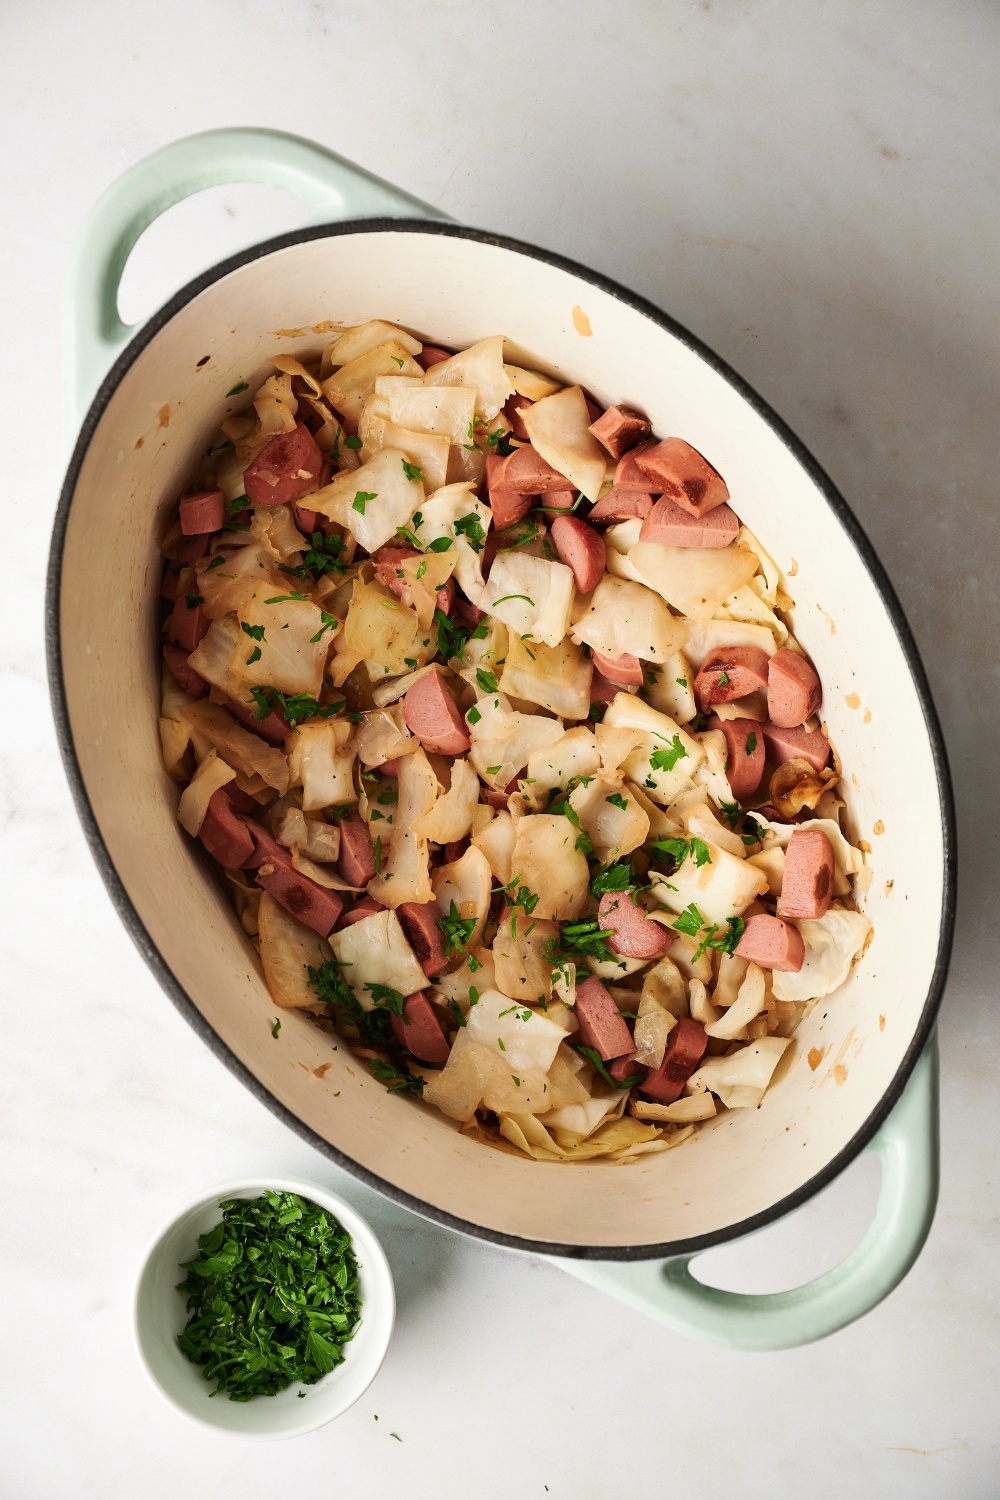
158 320 870 1165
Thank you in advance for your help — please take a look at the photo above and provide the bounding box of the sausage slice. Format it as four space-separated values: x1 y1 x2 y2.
761 721 831 773
736 913 805 971
778 828 836 920
598 890 670 959
396 901 449 976
179 490 225 536
391 992 451 1065
504 394 533 441
335 807 378 887
574 975 635 1060
243 820 343 936
614 442 661 492
767 648 822 727
403 672 471 756
707 715 765 799
694 646 771 710
199 788 255 868
639 1017 707 1102
638 493 740 549
489 445 569 495
337 894 386 929
415 346 452 370
550 516 606 593
588 404 652 459
590 649 643 686
244 422 323 507
167 600 210 654
586 489 655 525
162 642 208 699
634 438 729 518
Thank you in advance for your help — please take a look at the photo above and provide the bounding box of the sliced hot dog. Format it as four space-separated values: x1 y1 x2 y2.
639 1017 707 1102
550 516 606 593
179 490 225 536
574 975 634 1060
483 777 521 810
162 641 208 698
761 721 831 773
598 891 670 959
199 788 254 868
608 1052 643 1085
707 715 765 799
489 445 569 495
589 670 622 707
735 912 805 971
767 648 822 728
590 649 643 686
391 991 451 1065
219 691 287 747
337 894 385 929
614 443 661 492
542 490 578 511
293 503 318 535
243 820 343 936
778 828 836 920
403 672 470 756
586 488 654 525
396 901 449 976
504 394 533 441
489 490 534 531
694 646 770 710
167 600 210 654
634 438 729 518
588 404 652 459
416 346 452 370
336 807 378 887
244 422 323 507
638 493 740 549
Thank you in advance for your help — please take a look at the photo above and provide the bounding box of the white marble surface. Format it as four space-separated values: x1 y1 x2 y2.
3 2 999 1494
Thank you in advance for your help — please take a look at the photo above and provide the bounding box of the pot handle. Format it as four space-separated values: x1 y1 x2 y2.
65 126 447 430
548 1032 938 1350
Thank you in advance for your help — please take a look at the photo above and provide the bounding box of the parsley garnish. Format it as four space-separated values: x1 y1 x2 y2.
746 731 758 754
279 531 345 581
225 381 249 396
574 1045 640 1090
427 536 453 552
364 983 405 1016
590 859 635 898
241 622 265 641
691 915 746 964
394 525 423 550
438 901 476 959
184 592 204 609
367 1058 425 1095
401 460 424 482
206 555 225 571
492 594 535 606
434 607 487 664
672 903 706 938
690 837 712 867
307 958 393 1048
353 491 376 515
374 836 383 875
310 611 338 643
343 434 363 450
175 1190 361 1400
648 735 686 773
476 668 499 693
467 705 481 725
248 685 340 728
605 792 628 811
270 1017 281 1039
548 919 616 966
454 513 487 552
245 646 262 665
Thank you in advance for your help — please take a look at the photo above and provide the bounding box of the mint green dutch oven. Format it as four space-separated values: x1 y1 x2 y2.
47 128 953 1351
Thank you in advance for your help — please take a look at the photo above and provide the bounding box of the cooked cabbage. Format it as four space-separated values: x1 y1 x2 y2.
714 583 788 648
631 990 677 1067
705 963 766 1040
629 541 759 622
521 727 601 810
329 577 419 686
493 909 560 1003
682 619 778 670
422 335 514 420
499 634 592 719
467 692 563 789
423 1039 497 1122
328 908 428 1007
414 754 480 843
734 524 782 605
324 321 423 367
643 650 696 723
464 988 567 1072
594 724 647 779
321 340 424 423
253 371 298 438
286 719 356 810
631 1094 716 1123
483 1060 552 1116
771 907 872 1003
685 802 746 859
177 748 235 835
231 588 331 698
181 701 290 793
521 385 606 501
504 364 562 400
274 807 341 863
197 542 279 622
249 504 307 563
387 384 476 446
602 519 646 583
432 845 493 948
312 447 426 554
472 807 516 885
414 482 492 610
511 813 590 920
640 954 688 1018
258 893 332 1009
486 553 575 648
569 776 649 864
354 703 415 767
358 394 451 492
369 746 439 907
648 839 767 927
694 728 737 808
571 576 688 664
687 1037 790 1109
537 1094 619 1140
602 693 704 806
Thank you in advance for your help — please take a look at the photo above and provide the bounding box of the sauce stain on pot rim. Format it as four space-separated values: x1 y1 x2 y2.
46 218 955 1261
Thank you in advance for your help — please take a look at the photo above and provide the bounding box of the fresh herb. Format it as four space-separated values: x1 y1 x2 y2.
511 1075 521 1086
368 1058 425 1095
427 536 453 553
454 513 487 553
497 1037 507 1052
394 525 423 551
310 611 338 643
206 555 225 571
241 622 266 642
374 836 383 875
307 959 394 1049
414 563 426 581
746 731 758 754
486 765 501 776
185 592 204 609
245 646 262 665
391 356 405 368
673 903 707 938
718 800 741 830
279 531 345 581
499 520 539 552
717 671 730 686
401 460 424 483
605 792 629 811
264 592 308 605
589 701 605 722
690 837 712 867
469 986 480 1006
248 685 340 728
343 434 363 450
364 983 405 1016
537 494 584 515
175 1190 361 1400
353 491 376 515
467 705 482 725
691 915 746 964
447 998 467 1028
222 494 252 531
676 677 688 687
590 859 635 898
376 788 398 805
492 594 534 606
648 735 686 773
549 919 616 966
476 668 498 693
574 1044 640 1090
438 901 476 959
561 803 593 857
434 607 487 664
225 381 249 396
270 1017 281 1039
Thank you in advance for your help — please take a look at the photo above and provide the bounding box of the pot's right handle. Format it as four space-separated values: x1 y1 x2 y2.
549 1032 938 1350
65 126 448 432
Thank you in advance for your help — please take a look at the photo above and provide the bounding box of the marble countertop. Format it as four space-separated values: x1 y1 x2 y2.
3 2 998 1494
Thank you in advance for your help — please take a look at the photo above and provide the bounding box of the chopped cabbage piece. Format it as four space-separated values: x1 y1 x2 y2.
312 447 426 553
258 893 332 1009
423 335 514 419
286 719 356 811
511 813 590 920
231 588 331 698
521 385 606 501
358 394 451 491
687 1036 790 1109
629 540 759 622
415 482 492 610
369 746 439 907
486 553 575 648
467 692 563 789
324 321 423 366
602 693 704 806
499 634 592 719
771 908 872 1003
321 340 424 423
177 749 235 836
464 988 567 1072
328 908 429 1008
648 839 767 927
571 576 688 665
414 754 480 843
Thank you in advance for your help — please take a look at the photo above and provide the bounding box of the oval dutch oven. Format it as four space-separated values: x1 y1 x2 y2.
47 128 955 1350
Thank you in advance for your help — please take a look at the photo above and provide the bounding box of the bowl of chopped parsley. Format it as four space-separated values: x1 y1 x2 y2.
133 1179 394 1437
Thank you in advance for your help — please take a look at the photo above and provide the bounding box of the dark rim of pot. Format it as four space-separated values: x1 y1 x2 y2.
46 218 956 1261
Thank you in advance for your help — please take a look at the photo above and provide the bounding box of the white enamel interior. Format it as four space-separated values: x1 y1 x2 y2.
59 230 945 1249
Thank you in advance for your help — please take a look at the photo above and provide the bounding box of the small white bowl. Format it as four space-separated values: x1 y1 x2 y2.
133 1177 395 1439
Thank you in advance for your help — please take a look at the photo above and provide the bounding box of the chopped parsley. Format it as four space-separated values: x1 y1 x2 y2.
225 381 249 396
364 983 405 1016
434 607 487 664
746 731 758 754
184 592 204 609
206 555 225 571
438 901 476 959
492 594 534 606
353 491 376 515
590 859 636 898
279 531 346 581
648 735 687 773
476 668 499 693
401 460 424 482
454 513 487 552
467 705 482 725
310 610 338 643
672 903 707 938
264 591 308 604
245 646 262 665
307 959 393 1049
270 1017 281 1039
548 919 616 966
248 685 341 728
343 434 363 450
605 792 629 811
241 622 266 641
368 1059 425 1095
426 536 453 553
574 1044 641 1090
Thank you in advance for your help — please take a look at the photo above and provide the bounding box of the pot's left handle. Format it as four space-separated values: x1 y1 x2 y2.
65 126 448 432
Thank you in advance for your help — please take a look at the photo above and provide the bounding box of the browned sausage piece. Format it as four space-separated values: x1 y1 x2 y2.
586 488 655 525
694 646 771 710
489 445 570 496
778 829 836 920
403 672 471 756
614 442 661 492
503 393 533 441
167 600 210 654
483 777 521 810
588 404 652 459
336 807 378 887
489 489 534 531
574 976 635 1060
735 913 805 971
179 490 225 536
598 891 670 959
707 715 765 799
215 691 287 746
608 1052 642 1085
550 516 606 593
590 649 643 687
391 991 451 1064
162 642 208 699
243 820 343 935
336 894 386 929
199 788 255 868
293 503 318 535
589 670 622 707
634 438 730 518
767 648 822 728
761 721 831 773
416 346 452 370
244 422 323 507
540 490 578 512
396 901 449 976
639 1017 707 1102
638 493 740 549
